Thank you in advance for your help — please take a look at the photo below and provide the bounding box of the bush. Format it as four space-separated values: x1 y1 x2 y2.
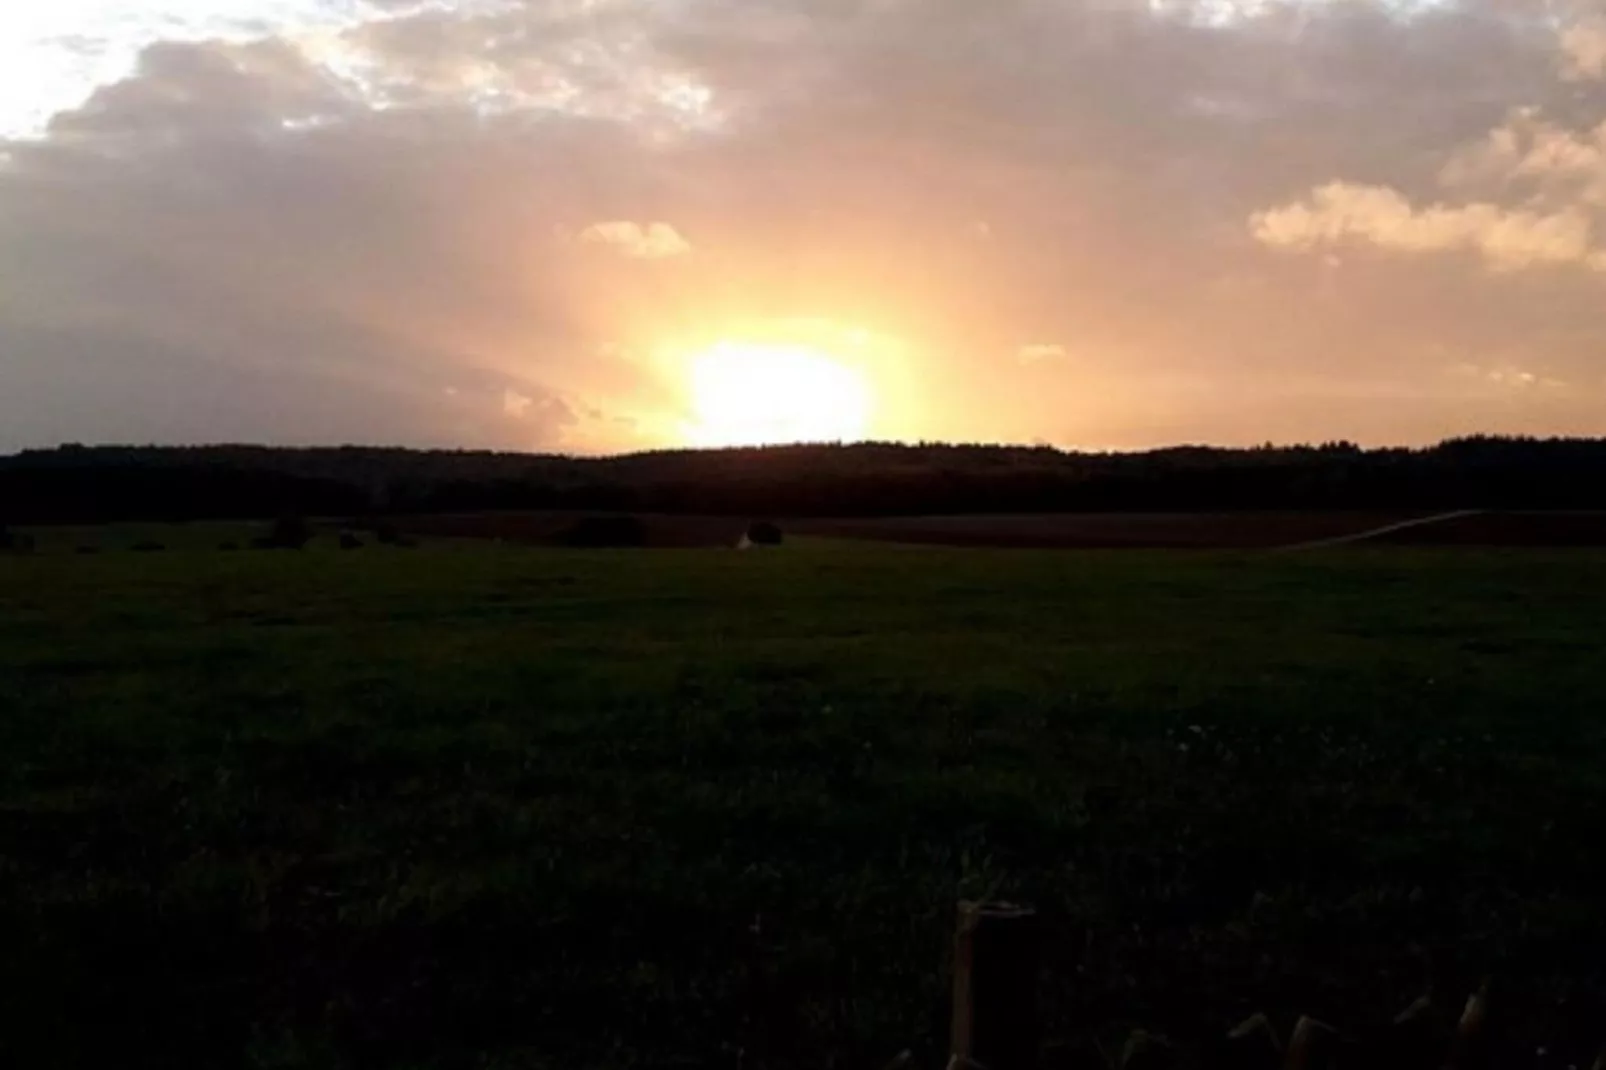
375 527 417 548
131 542 165 553
0 527 34 554
339 532 364 551
262 515 313 550
558 515 648 548
746 521 785 547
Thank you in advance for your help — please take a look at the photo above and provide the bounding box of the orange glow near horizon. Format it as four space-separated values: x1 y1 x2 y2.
684 340 874 447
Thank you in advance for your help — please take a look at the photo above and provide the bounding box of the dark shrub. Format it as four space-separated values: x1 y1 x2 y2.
747 521 785 546
558 515 648 548
131 542 165 553
374 523 402 545
0 527 32 554
263 515 313 550
339 532 364 550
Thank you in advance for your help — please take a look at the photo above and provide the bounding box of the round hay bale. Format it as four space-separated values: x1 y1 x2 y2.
746 521 784 547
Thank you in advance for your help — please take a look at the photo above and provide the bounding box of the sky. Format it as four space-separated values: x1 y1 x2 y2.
4 0 1606 453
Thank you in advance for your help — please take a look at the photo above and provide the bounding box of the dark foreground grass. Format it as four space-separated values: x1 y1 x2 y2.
2 543 1605 1068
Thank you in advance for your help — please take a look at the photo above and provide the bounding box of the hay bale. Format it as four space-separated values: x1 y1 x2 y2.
746 521 784 546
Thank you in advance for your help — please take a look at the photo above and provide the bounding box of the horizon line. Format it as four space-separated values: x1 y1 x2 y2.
3 433 1599 463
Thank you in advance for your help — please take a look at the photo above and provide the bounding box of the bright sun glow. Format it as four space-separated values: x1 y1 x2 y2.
686 342 873 447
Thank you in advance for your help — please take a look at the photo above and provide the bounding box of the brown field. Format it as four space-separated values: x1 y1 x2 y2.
387 511 753 547
387 509 1606 550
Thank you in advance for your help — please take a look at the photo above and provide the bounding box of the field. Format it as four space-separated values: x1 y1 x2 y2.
3 536 1606 1067
380 510 1606 550
787 512 1425 549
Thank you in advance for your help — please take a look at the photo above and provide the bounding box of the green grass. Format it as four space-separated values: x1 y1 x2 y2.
2 540 1605 1067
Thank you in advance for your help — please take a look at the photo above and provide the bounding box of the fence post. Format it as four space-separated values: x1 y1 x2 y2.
950 900 1040 1070
1444 984 1490 1070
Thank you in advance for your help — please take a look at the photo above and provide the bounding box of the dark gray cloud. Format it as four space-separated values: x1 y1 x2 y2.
3 0 1605 451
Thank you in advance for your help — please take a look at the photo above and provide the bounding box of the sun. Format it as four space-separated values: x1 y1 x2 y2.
686 341 874 447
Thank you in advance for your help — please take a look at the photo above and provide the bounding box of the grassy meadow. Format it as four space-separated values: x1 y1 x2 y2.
2 536 1605 1067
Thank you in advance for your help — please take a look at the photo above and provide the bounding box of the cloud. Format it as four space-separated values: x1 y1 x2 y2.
579 221 693 260
503 389 534 418
1251 7 1606 283
5 0 1606 451
1251 181 1600 270
1453 361 1570 391
1017 343 1067 364
1560 18 1606 82
1439 109 1606 206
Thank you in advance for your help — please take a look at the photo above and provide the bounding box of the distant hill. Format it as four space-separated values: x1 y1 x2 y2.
4 437 1606 524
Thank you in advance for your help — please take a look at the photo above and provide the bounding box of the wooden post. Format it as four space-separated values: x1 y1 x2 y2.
1444 984 1491 1070
950 901 1040 1070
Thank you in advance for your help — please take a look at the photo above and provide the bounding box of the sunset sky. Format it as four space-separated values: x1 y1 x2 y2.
4 0 1606 453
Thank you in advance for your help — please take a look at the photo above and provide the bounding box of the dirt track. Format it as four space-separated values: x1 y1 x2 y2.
1276 510 1486 551
1363 510 1606 547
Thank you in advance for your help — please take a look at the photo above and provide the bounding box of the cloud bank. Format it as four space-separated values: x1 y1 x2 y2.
5 0 1606 451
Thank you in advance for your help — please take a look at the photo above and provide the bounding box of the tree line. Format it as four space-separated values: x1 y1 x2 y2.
3 437 1606 524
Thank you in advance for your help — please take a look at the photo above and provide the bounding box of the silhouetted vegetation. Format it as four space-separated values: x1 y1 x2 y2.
339 532 365 551
6 437 1606 524
256 515 313 551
